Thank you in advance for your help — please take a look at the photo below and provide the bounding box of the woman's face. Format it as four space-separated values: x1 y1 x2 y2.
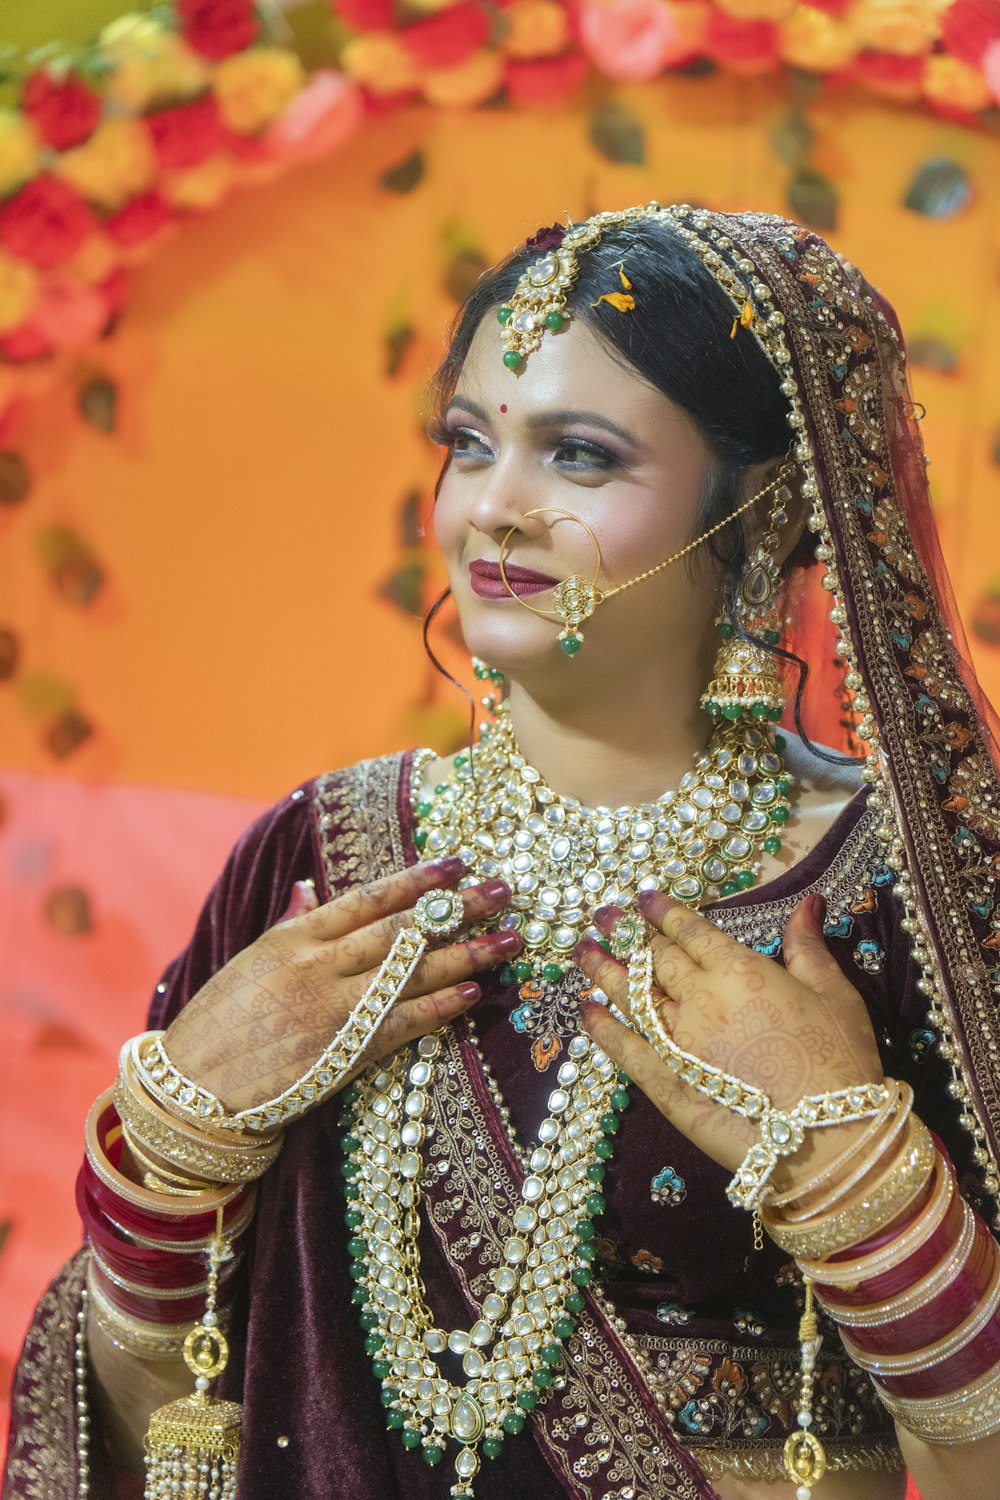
433 313 726 695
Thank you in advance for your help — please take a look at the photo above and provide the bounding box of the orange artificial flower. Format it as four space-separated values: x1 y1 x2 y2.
502 0 571 58
0 249 39 334
421 48 505 105
780 6 858 69
341 34 421 94
846 0 949 57
54 119 156 211
214 48 306 135
923 52 992 111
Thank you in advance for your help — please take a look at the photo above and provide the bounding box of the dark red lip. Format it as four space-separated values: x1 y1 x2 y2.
468 559 557 599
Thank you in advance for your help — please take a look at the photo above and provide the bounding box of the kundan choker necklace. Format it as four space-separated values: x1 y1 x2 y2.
413 698 793 987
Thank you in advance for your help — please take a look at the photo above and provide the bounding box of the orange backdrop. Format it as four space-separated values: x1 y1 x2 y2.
3 69 1000 1444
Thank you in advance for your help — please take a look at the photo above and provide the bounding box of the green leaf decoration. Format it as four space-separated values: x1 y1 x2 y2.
400 490 423 548
444 249 489 303
0 628 17 680
379 562 425 616
385 321 415 378
35 526 105 603
44 884 93 936
772 112 814 171
589 102 645 165
379 150 426 194
77 375 118 433
16 673 76 720
907 336 958 373
0 1221 10 1260
0 451 31 505
786 169 838 231
46 709 93 759
972 582 1000 647
992 429 1000 466
904 158 972 220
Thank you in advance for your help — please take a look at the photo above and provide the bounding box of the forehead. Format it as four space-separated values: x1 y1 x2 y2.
454 314 693 440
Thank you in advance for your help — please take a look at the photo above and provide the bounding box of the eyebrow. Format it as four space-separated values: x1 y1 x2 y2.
446 396 644 451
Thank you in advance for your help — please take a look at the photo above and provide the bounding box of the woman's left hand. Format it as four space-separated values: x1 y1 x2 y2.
573 890 885 1192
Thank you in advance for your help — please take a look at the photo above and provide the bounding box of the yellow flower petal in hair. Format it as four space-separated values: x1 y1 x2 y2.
592 261 635 313
730 297 755 339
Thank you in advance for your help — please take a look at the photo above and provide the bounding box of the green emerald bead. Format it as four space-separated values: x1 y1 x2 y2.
772 805 790 825
483 1437 504 1460
386 1409 406 1429
542 1343 564 1365
776 777 791 796
572 1266 593 1287
348 1261 368 1281
719 880 739 897
338 1107 356 1129
345 1210 363 1229
560 634 582 656
503 1412 526 1434
342 1084 359 1106
359 1310 377 1330
348 1236 367 1258
751 702 769 720
341 1133 360 1155
585 1192 606 1216
380 1387 398 1407
434 782 448 795
594 1137 614 1159
763 836 782 855
764 628 781 646
597 938 612 953
516 1390 539 1411
341 1160 359 1179
736 870 755 890
454 753 469 767
723 704 741 721
541 962 563 983
610 1087 630 1111
774 733 787 750
513 960 533 983
532 1368 553 1389
705 700 721 718
577 1241 598 1261
500 963 515 985
576 1220 595 1241
770 706 784 721
554 1317 575 1339
586 1162 606 1182
717 621 735 640
566 1292 586 1314
401 1427 422 1448
414 829 428 849
350 1285 367 1305
502 350 522 370
415 800 432 818
497 306 513 325
363 1333 384 1353
544 310 565 330
344 1183 360 1201
618 1071 631 1086
372 1359 391 1380
422 1444 444 1465
599 1113 620 1136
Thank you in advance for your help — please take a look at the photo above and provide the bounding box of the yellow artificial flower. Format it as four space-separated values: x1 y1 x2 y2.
501 0 571 59
54 119 156 211
164 156 237 210
846 0 948 57
341 34 421 94
100 13 209 110
422 48 505 106
213 48 306 135
0 249 39 334
71 233 123 286
780 6 857 70
0 111 40 197
923 53 992 112
713 0 795 20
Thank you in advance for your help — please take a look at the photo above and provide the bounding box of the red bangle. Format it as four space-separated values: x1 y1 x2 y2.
89 1254 241 1325
876 1312 1000 1399
816 1181 965 1309
81 1148 248 1240
838 1220 994 1356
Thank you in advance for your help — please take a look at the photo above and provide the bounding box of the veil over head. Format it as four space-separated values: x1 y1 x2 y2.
653 204 1000 1219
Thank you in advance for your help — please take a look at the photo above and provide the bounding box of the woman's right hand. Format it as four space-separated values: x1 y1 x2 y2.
160 857 520 1118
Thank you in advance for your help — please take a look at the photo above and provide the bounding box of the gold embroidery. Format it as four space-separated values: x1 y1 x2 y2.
693 1441 904 1481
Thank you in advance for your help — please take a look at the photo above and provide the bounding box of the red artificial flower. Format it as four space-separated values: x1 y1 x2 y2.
399 3 492 68
358 85 420 116
22 70 102 150
178 0 260 60
799 0 850 15
504 50 589 102
852 49 923 95
144 95 228 170
941 0 1000 67
2 322 52 361
100 266 129 320
704 10 779 73
0 176 97 270
526 223 567 250
332 0 394 29
105 191 173 247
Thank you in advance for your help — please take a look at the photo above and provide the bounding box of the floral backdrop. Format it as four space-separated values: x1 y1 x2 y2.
1 0 999 1473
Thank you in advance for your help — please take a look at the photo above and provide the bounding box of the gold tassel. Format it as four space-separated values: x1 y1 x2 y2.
144 1209 242 1499
783 1277 827 1498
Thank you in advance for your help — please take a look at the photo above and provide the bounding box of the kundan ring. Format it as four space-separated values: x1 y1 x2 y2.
609 911 646 960
413 888 466 940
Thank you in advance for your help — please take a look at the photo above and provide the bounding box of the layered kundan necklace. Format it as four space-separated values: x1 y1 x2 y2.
342 698 794 1495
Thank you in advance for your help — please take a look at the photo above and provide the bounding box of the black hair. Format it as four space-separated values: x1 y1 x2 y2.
424 217 844 761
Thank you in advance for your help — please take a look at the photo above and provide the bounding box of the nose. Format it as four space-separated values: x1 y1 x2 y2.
466 448 547 545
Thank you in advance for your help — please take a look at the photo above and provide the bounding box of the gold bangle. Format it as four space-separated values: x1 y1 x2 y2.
795 1149 954 1286
817 1202 976 1328
841 1246 1000 1377
875 1356 1000 1444
774 1084 911 1222
763 1119 936 1260
86 1087 243 1217
120 1128 216 1194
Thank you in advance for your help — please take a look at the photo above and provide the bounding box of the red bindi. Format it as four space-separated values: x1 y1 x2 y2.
499 404 508 414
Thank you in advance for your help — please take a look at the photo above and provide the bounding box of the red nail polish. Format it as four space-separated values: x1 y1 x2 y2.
490 931 522 955
456 982 481 1002
637 889 669 920
804 892 827 925
573 936 603 963
593 904 624 933
478 878 512 903
432 857 466 881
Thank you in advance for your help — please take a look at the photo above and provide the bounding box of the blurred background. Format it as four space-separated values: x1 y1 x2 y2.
1 0 1000 1460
